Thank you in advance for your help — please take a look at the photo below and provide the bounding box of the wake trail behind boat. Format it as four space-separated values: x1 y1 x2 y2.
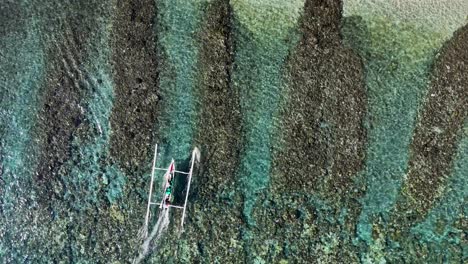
133 208 171 264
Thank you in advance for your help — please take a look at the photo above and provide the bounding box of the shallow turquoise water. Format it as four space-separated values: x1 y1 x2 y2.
155 0 202 164
0 1 466 262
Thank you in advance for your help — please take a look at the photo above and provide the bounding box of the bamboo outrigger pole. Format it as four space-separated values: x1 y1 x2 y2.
180 148 197 229
144 144 158 231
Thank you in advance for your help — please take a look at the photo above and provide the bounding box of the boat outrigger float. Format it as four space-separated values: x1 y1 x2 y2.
143 144 199 230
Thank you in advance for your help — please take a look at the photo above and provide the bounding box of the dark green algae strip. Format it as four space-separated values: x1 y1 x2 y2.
411 120 467 253
5 1 141 262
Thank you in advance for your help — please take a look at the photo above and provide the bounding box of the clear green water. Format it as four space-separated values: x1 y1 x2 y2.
231 0 302 226
343 15 447 244
155 0 202 165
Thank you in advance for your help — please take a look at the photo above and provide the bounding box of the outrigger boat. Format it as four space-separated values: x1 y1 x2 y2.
159 159 176 209
143 144 199 231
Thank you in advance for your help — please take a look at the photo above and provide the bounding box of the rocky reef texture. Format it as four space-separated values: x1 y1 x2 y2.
387 24 468 261
398 25 468 217
34 0 105 202
194 0 239 200
109 0 160 174
272 0 366 199
176 0 245 261
0 0 467 263
341 2 467 261
253 0 367 261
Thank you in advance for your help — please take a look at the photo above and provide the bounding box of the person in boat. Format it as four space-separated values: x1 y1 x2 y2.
163 175 174 207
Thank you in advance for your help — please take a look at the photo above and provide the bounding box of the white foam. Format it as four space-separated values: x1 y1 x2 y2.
133 208 171 264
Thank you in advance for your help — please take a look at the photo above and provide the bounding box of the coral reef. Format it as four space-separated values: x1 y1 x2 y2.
0 0 466 263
